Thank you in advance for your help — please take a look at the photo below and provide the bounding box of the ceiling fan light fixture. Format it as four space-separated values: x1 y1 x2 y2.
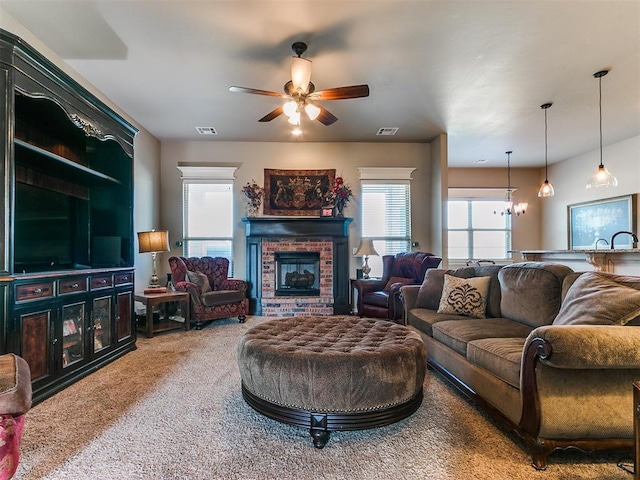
283 100 298 117
291 56 312 93
305 103 321 121
291 126 303 136
287 111 301 125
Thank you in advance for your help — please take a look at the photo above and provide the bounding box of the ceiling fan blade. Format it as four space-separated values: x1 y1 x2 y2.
259 106 284 122
229 86 285 97
316 106 338 126
312 84 370 101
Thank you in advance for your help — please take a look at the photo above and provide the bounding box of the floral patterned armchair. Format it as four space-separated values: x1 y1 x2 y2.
0 354 31 480
168 256 249 329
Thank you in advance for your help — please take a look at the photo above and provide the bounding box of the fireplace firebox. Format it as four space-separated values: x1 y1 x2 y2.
275 252 320 296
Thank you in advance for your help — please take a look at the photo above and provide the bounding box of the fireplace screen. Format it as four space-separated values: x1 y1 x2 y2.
275 252 320 296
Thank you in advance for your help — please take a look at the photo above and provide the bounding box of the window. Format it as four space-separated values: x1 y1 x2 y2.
447 190 512 262
178 166 237 275
360 168 414 278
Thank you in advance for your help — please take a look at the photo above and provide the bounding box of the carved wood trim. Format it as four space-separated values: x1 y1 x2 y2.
519 337 552 436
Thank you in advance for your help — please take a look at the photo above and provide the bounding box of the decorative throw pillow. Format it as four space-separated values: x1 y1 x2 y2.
437 274 491 318
553 272 640 326
186 270 212 293
384 276 412 292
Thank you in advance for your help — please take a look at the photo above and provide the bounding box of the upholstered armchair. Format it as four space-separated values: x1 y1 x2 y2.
0 354 31 480
354 252 442 322
168 256 249 329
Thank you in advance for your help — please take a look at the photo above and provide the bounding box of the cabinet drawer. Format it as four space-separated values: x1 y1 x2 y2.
15 281 55 302
59 277 88 295
115 273 133 286
91 275 113 290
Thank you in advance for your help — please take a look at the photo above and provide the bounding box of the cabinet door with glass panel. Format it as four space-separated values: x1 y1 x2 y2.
61 301 87 370
90 295 113 357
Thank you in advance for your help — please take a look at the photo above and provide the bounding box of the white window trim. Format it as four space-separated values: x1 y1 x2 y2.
177 165 238 181
358 167 416 181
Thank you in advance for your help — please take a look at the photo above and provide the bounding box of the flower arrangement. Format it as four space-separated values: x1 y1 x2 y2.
242 180 264 216
324 176 353 215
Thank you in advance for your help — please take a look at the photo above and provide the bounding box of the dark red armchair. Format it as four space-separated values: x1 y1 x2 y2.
354 252 442 322
168 256 249 329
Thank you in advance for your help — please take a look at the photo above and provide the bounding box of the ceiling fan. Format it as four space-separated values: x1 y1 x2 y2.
229 42 370 126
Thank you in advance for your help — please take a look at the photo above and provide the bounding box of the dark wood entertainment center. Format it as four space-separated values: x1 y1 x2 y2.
0 30 138 404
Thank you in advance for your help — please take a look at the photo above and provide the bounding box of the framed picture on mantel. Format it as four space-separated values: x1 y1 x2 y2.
568 194 637 249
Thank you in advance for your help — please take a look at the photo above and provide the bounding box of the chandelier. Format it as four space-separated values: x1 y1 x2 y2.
500 151 527 216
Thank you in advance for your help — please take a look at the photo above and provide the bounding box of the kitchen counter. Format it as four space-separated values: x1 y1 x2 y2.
518 249 640 275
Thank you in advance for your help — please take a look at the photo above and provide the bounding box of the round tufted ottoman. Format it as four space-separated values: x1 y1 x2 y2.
237 315 426 448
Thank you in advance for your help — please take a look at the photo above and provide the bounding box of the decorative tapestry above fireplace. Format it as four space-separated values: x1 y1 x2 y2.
263 168 335 216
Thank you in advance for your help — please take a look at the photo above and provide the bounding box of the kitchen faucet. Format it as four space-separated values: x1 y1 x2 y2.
594 238 609 249
610 231 639 249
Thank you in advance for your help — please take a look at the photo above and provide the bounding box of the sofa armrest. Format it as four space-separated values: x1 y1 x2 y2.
400 285 420 311
353 278 386 294
220 279 248 293
175 281 202 304
525 325 640 369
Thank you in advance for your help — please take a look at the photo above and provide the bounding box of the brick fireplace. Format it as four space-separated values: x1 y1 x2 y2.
243 217 352 316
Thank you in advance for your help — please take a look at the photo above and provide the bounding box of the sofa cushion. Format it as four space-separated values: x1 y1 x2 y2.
437 275 491 318
498 262 573 328
406 308 470 337
416 268 474 310
470 265 504 318
186 270 212 293
384 276 412 292
554 271 640 326
432 318 533 356
201 289 246 308
467 338 525 389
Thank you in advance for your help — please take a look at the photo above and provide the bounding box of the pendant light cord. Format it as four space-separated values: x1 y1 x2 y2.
544 107 549 180
598 73 604 168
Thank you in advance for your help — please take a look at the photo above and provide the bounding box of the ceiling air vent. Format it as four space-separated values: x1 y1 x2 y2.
195 126 218 135
376 127 398 136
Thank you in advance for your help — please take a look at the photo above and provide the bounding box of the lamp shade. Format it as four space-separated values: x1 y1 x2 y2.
137 230 170 254
354 238 379 257
291 56 312 93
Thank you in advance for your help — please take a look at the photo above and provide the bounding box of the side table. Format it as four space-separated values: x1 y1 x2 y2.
135 291 190 338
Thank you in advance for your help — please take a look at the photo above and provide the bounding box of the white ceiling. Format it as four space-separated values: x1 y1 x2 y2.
2 0 639 167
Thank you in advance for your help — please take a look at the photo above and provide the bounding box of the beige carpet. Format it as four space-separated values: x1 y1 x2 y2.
13 316 632 480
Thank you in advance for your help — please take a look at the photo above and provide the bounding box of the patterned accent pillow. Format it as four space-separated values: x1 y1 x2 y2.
437 274 491 318
186 270 212 293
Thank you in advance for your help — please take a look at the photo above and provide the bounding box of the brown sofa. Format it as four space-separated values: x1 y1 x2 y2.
401 261 640 469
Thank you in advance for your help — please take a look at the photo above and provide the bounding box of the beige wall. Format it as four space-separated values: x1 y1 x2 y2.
541 135 640 250
159 141 435 279
447 166 543 261
0 15 162 293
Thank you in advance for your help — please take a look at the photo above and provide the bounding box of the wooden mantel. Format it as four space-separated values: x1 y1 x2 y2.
519 249 640 275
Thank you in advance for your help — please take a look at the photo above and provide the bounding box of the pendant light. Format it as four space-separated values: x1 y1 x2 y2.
586 70 618 189
499 151 527 216
537 103 555 197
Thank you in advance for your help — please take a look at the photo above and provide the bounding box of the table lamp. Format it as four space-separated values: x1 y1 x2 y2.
354 238 379 279
137 230 170 288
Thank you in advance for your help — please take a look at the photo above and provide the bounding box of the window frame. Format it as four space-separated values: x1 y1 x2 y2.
177 166 237 275
447 189 513 263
